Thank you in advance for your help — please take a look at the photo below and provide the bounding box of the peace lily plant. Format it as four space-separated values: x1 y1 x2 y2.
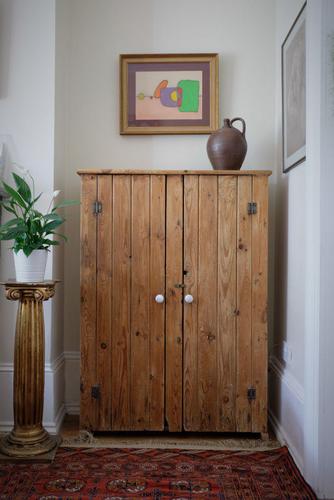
0 171 77 282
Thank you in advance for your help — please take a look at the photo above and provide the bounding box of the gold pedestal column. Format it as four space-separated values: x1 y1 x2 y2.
0 281 60 458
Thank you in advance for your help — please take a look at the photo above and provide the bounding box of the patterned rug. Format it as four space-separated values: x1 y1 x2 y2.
0 446 317 499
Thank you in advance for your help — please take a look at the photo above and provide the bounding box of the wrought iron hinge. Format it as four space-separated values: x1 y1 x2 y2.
247 202 257 215
247 387 256 401
93 201 102 215
91 385 101 400
164 418 169 432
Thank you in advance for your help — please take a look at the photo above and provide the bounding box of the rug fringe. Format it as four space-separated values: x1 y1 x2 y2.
60 435 281 451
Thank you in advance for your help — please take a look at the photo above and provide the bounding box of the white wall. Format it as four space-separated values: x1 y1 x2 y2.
307 1 334 497
0 0 56 358
272 1 334 497
61 0 276 408
269 0 306 469
0 0 65 432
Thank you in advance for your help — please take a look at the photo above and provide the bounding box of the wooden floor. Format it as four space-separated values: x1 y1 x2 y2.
60 415 280 450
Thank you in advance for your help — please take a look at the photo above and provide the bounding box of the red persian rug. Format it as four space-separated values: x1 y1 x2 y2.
0 446 317 499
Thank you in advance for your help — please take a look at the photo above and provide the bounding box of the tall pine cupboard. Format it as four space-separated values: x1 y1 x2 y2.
78 170 270 436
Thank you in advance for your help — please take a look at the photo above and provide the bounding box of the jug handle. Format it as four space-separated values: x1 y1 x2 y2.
231 117 246 136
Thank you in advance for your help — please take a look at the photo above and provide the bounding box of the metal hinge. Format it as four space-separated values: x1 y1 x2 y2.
247 202 257 215
91 385 101 399
164 418 169 432
93 201 102 215
247 387 256 400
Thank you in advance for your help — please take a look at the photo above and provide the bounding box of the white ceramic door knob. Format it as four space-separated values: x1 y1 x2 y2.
155 294 164 304
184 294 194 304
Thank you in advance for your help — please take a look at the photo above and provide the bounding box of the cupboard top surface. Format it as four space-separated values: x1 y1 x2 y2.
77 169 272 176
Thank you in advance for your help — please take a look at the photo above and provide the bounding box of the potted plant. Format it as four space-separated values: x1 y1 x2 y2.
0 172 77 282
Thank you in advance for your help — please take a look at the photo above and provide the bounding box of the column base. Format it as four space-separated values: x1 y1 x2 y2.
0 426 61 460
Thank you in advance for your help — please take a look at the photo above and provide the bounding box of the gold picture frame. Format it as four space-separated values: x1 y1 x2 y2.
120 53 219 135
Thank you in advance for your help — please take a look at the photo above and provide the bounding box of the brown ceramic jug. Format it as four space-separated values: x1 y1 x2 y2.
207 117 247 170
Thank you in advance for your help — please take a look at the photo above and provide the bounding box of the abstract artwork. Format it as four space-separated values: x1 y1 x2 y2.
282 3 306 172
120 54 219 134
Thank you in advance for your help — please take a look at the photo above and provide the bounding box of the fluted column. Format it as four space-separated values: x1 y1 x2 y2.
0 281 60 457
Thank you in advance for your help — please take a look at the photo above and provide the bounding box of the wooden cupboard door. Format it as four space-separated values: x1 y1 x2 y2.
95 174 166 431
183 175 267 432
236 175 268 433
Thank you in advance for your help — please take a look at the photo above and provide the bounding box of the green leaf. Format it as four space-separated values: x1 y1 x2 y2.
52 199 79 211
0 218 24 230
0 221 26 233
1 204 18 216
1 172 76 251
43 213 64 222
2 182 28 209
32 209 43 218
12 173 32 203
33 193 42 202
23 247 34 257
27 192 42 210
0 227 27 240
43 219 64 233
42 239 59 246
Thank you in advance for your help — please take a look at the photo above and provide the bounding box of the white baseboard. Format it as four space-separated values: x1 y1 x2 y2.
269 408 304 472
43 403 67 434
65 403 80 415
269 355 305 472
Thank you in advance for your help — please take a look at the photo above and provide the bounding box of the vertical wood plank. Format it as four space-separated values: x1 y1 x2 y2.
236 176 253 432
131 175 150 430
80 175 97 430
149 175 166 430
197 175 218 431
183 175 199 431
111 175 131 430
96 175 112 430
166 175 183 431
217 176 237 431
251 176 268 433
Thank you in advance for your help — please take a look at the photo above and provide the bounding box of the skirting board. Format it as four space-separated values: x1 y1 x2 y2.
269 355 304 472
65 403 80 415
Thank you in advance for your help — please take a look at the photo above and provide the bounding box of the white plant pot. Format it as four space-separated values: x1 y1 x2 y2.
13 249 48 282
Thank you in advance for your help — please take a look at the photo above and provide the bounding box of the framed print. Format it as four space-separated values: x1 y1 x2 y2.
120 53 219 135
282 3 306 172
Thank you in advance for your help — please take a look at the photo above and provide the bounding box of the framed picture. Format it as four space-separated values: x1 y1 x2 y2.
282 3 306 173
120 53 219 135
